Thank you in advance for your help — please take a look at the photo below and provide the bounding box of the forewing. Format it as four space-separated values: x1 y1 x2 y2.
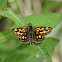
19 32 29 43
11 27 29 43
11 27 27 37
34 26 52 36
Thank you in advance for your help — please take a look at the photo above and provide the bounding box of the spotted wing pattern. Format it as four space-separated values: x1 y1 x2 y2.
11 27 29 43
33 27 52 42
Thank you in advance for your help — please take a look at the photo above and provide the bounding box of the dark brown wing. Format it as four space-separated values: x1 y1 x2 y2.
33 26 52 42
34 26 52 36
11 27 29 43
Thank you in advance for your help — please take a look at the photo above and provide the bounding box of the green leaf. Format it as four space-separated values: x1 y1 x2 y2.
0 8 61 62
0 8 61 28
4 46 44 62
42 0 62 12
35 38 58 62
0 39 21 61
0 51 10 61
22 13 61 28
0 12 61 44
36 46 52 62
8 0 15 2
0 0 7 9
0 30 17 43
0 40 21 51
38 38 58 55
0 30 21 60
0 0 7 19
4 38 58 62
49 22 62 38
0 8 24 27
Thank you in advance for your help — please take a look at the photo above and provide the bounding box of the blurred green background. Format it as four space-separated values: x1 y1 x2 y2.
0 0 62 62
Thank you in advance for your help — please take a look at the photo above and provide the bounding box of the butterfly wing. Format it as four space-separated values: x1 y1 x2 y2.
11 27 29 43
33 26 52 42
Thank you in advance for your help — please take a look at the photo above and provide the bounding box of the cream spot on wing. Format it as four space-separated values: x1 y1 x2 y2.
22 29 25 31
25 33 26 35
23 30 25 32
40 32 43 34
37 30 39 32
36 28 41 32
25 37 27 39
43 31 46 33
19 37 21 39
47 30 50 32
22 36 25 39
36 28 40 30
14 31 16 34
36 32 38 34
45 27 48 30
17 32 20 35
19 29 22 31
40 28 44 31
21 29 25 32
36 36 38 38
20 33 23 35
39 35 41 38
14 29 17 31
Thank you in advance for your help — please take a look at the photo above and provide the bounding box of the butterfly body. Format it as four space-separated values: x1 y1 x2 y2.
28 23 33 45
11 23 52 46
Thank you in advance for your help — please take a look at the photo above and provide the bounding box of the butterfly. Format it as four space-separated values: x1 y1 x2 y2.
11 23 52 46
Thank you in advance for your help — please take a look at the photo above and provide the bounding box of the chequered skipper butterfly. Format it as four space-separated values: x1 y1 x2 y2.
11 23 52 46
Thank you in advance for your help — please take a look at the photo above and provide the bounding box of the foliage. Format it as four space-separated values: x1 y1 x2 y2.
0 0 62 62
0 0 7 19
0 8 61 62
42 0 62 12
8 0 15 2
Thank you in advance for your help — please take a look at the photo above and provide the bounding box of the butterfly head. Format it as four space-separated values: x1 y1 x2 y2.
28 23 32 26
